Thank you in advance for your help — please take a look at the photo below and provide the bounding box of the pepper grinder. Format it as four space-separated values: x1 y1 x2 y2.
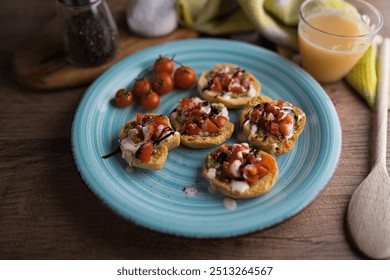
56 0 119 66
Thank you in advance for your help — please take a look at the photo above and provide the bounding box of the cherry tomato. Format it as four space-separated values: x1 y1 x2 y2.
114 88 133 107
141 91 160 111
154 56 174 75
136 142 153 162
132 78 152 98
174 66 197 89
152 72 174 95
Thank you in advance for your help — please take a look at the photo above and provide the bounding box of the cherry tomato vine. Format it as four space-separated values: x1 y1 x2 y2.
113 54 197 110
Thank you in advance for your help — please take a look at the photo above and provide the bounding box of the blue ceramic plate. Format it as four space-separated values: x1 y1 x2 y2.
72 38 341 238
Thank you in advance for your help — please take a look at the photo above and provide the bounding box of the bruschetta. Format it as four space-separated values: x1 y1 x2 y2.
202 143 278 199
119 113 180 170
170 97 234 148
240 95 306 155
197 63 261 109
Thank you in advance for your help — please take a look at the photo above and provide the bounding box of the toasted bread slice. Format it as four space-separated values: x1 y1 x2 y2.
121 144 169 170
170 97 234 148
119 113 180 170
197 63 261 109
240 96 306 155
202 143 278 199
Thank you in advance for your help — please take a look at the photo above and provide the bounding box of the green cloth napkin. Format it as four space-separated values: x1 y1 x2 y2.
176 0 383 110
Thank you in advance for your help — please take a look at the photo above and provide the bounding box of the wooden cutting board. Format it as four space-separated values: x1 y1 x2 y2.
13 11 198 90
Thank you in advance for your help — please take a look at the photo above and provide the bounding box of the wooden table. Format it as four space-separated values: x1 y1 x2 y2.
1 0 389 260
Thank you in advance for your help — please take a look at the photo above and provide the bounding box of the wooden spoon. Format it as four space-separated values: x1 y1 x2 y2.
347 38 390 259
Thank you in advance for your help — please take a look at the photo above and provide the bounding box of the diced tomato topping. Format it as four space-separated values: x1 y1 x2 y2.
147 124 155 140
177 98 229 136
277 100 292 107
243 164 258 183
180 98 195 111
188 109 206 120
183 123 201 136
249 109 262 123
260 153 276 173
211 144 229 158
279 122 291 137
210 77 222 91
229 84 243 93
228 145 247 162
246 153 259 164
201 118 219 134
136 142 153 162
151 115 167 125
248 100 295 137
283 113 294 124
129 127 143 144
255 163 269 179
209 143 276 183
151 122 168 140
265 103 279 116
219 72 232 87
269 122 279 135
210 115 227 127
136 113 144 125
241 77 250 89
222 161 235 179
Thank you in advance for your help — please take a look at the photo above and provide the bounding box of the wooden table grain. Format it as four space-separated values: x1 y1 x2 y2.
0 0 389 260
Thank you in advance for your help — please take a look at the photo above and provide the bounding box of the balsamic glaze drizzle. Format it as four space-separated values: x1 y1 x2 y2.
101 146 121 159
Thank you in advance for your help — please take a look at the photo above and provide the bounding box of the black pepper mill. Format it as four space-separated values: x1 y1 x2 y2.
56 0 119 66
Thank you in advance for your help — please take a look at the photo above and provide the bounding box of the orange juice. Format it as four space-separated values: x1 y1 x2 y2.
298 13 370 83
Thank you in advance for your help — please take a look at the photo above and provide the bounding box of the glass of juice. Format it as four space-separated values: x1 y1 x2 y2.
298 0 382 83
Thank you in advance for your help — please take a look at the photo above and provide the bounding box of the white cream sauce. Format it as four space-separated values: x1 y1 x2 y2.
183 186 199 197
205 168 216 180
229 160 242 178
223 197 237 210
249 124 258 139
120 125 151 154
231 180 249 193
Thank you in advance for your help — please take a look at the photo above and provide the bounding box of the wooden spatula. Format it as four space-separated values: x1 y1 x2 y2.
347 38 390 259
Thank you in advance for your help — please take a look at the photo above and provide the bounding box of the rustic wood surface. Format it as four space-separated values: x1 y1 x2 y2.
1 0 389 260
13 20 197 90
